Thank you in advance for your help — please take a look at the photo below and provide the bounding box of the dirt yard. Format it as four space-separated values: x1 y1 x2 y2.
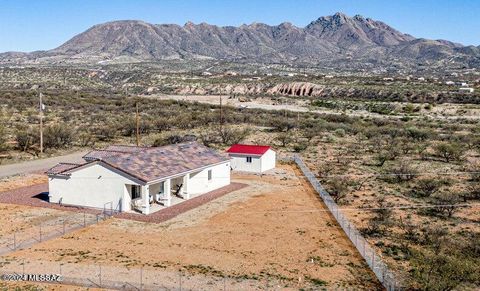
3 164 380 289
0 174 47 193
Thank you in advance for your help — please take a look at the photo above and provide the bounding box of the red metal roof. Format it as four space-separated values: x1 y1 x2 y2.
226 144 271 155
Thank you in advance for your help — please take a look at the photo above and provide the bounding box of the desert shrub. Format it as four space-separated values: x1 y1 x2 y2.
410 178 445 198
385 160 418 183
198 130 220 147
152 134 197 147
327 177 349 203
364 196 393 236
433 142 463 163
275 132 292 147
43 124 74 149
333 128 346 137
93 124 117 142
216 126 249 145
430 192 462 217
292 141 308 152
0 123 7 152
409 249 479 291
77 131 95 147
405 126 433 141
15 127 39 151
121 117 152 136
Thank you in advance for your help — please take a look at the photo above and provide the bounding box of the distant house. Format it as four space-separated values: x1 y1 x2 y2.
46 142 231 215
459 87 475 93
226 144 276 173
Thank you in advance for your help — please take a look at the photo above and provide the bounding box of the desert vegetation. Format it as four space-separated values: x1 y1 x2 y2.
0 82 479 289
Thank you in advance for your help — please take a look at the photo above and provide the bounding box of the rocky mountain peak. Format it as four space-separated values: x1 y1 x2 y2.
1 13 478 69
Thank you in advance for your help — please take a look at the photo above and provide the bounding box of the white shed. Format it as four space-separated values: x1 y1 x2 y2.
226 144 276 173
46 142 231 215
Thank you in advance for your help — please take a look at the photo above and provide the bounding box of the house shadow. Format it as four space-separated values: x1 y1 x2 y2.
32 191 50 203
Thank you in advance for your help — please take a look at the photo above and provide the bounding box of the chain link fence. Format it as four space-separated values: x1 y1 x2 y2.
0 211 106 256
0 258 289 290
293 155 400 290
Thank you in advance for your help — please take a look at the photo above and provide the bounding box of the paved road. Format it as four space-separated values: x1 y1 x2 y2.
0 151 88 178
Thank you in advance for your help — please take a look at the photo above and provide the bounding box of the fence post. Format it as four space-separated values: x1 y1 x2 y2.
99 264 102 287
63 220 66 234
13 232 16 250
83 212 86 227
22 259 25 275
39 224 42 241
179 271 182 291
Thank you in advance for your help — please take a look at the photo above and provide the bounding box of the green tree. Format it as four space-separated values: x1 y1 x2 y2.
433 142 463 163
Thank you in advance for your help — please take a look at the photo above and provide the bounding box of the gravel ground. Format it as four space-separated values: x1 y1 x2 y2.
0 183 102 215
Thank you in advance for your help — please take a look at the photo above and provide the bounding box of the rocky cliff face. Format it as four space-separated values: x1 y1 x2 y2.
1 13 479 69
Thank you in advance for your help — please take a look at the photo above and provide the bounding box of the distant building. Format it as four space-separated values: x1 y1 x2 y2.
226 144 276 173
445 81 455 85
202 71 212 76
459 87 475 93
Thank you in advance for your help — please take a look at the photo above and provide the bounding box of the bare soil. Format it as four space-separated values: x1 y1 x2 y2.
4 165 381 289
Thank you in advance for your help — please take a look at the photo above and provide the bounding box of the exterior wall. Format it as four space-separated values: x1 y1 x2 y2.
48 163 140 212
260 149 276 172
230 150 276 173
187 162 231 195
230 154 262 173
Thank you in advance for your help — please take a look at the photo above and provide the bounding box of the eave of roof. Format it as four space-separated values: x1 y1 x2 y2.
226 144 271 155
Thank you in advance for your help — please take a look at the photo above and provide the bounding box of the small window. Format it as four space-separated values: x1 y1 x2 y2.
208 169 212 181
246 156 252 163
131 185 141 199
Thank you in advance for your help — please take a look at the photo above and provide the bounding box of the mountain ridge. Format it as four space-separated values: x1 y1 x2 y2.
1 12 479 69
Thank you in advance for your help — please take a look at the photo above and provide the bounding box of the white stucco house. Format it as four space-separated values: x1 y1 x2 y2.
46 142 231 215
226 144 276 173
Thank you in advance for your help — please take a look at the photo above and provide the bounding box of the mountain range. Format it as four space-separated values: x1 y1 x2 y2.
2 12 479 69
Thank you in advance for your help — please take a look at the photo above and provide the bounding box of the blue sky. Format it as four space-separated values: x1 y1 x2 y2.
0 0 479 52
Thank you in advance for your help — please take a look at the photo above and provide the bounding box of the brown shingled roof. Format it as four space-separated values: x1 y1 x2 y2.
48 142 230 183
83 145 146 161
45 163 85 176
102 142 229 182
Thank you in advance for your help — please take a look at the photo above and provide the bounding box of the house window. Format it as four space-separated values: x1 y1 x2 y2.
208 169 212 181
131 185 141 199
246 156 252 163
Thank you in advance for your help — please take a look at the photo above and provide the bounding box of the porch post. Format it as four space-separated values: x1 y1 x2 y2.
183 174 190 199
164 179 171 207
141 185 150 215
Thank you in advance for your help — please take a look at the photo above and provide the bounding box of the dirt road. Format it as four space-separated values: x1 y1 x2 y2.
146 94 480 121
0 151 87 178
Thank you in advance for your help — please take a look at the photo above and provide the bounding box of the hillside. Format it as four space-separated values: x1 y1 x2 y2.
1 13 479 69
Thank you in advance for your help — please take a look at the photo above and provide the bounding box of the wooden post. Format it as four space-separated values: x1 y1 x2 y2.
39 92 43 154
219 96 223 128
136 102 140 146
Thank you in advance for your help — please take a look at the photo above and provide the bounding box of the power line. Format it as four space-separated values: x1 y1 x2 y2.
241 203 480 214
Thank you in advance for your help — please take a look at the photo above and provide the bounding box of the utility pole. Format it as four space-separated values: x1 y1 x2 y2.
219 96 223 127
39 92 44 154
136 101 140 146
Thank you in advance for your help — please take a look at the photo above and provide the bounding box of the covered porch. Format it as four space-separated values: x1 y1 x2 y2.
129 173 196 214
